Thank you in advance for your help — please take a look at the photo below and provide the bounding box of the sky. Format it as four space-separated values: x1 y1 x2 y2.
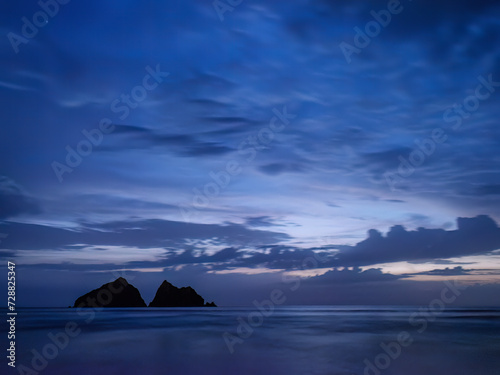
1 0 500 307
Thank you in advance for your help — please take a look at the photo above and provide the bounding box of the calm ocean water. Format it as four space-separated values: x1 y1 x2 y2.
8 306 500 375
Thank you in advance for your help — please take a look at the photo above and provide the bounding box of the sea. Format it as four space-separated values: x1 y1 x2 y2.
6 306 500 375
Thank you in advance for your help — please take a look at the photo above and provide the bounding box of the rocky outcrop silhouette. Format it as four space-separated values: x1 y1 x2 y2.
149 280 217 307
73 277 147 308
73 278 217 308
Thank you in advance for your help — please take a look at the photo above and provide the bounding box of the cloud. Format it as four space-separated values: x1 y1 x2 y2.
326 202 342 208
204 216 500 270
153 247 241 267
258 162 306 176
305 267 404 285
112 124 151 134
0 218 290 252
0 81 35 91
7 215 500 275
362 147 413 170
178 141 233 157
0 176 41 220
69 194 180 213
104 125 236 157
333 215 500 267
245 216 280 227
201 116 252 125
410 266 470 276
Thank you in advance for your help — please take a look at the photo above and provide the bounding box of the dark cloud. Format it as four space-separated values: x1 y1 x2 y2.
326 202 342 208
0 176 41 220
6 216 499 274
0 218 290 251
245 216 280 227
202 216 500 269
112 124 151 134
305 267 403 285
154 247 241 267
107 126 235 157
410 266 470 276
231 246 327 270
334 215 500 267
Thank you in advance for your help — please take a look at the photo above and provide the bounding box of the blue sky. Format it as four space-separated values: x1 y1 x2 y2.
1 0 500 306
